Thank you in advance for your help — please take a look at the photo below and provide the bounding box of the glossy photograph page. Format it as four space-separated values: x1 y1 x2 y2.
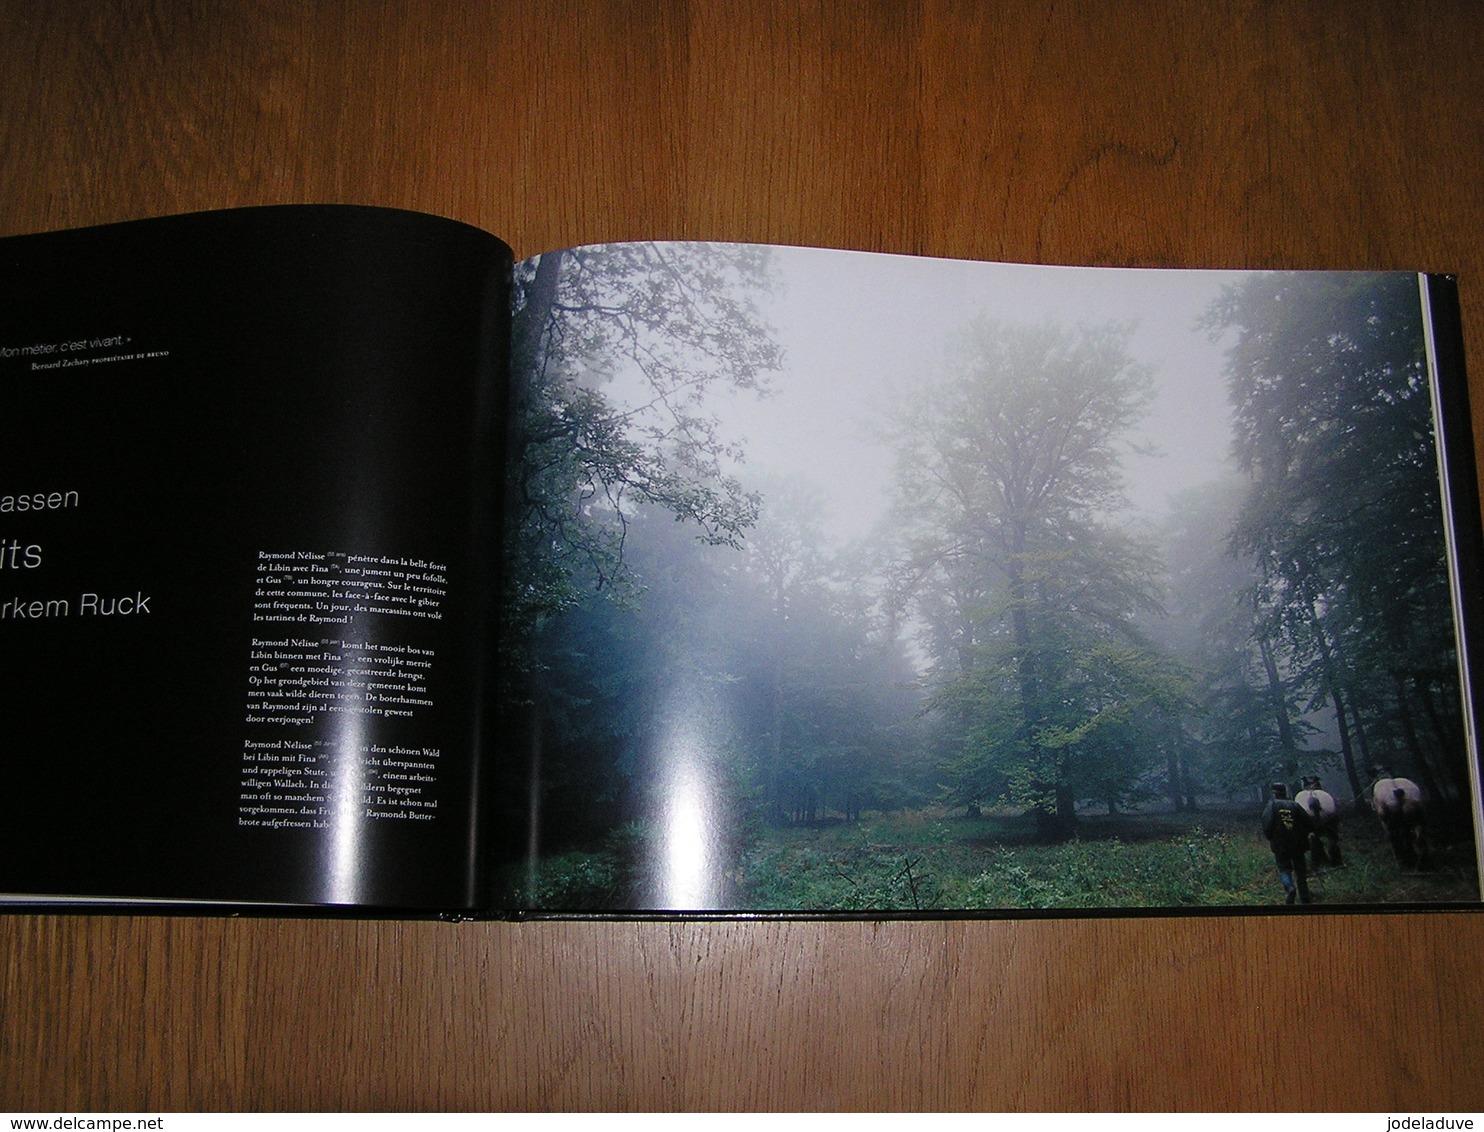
500 243 1484 915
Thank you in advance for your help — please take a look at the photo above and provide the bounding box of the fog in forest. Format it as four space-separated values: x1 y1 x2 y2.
726 249 1235 536
501 242 1478 911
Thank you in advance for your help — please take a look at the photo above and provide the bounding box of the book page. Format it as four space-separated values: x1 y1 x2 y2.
0 206 510 909
501 242 1483 914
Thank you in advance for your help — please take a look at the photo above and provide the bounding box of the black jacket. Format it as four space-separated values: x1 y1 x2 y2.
1262 798 1315 854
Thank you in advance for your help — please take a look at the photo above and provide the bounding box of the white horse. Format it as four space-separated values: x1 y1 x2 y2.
1368 766 1428 869
1295 775 1341 867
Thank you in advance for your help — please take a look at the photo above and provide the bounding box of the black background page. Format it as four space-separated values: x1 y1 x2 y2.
0 206 511 910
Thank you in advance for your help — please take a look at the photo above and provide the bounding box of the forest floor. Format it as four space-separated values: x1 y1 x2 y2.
734 802 1481 912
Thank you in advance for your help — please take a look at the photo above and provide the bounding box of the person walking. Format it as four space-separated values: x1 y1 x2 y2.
1262 781 1315 905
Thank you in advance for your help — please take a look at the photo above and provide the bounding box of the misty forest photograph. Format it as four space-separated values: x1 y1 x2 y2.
497 240 1481 913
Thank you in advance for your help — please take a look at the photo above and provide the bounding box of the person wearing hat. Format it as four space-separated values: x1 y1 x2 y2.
1261 781 1315 904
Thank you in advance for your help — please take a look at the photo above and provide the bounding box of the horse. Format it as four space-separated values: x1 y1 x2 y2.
1295 774 1342 868
1368 766 1429 869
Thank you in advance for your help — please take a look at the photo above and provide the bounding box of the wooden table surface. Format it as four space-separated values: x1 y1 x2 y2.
3 0 1483 1112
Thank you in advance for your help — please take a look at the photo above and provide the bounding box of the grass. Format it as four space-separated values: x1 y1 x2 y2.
733 803 1480 912
511 800 1480 912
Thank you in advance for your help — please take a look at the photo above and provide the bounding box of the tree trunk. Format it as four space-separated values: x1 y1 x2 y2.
510 249 563 382
1306 606 1364 801
1393 671 1445 804
1417 673 1468 803
1257 632 1300 773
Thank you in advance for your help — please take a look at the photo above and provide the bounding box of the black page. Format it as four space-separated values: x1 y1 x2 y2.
0 206 511 910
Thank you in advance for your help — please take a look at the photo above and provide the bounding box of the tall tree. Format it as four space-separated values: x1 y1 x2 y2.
1153 477 1317 801
1206 272 1467 806
498 243 783 888
890 318 1173 838
720 475 926 824
505 242 783 633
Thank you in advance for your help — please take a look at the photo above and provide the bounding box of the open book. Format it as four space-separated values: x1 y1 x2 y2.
2 205 1480 916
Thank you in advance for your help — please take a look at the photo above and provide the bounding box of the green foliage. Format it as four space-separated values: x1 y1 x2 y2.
1202 272 1467 810
888 318 1175 832
499 243 789 871
510 784 1482 910
511 848 621 911
730 805 1478 911
739 812 960 911
710 473 932 825
950 829 1264 908
1155 478 1300 794
506 242 784 631
513 820 661 910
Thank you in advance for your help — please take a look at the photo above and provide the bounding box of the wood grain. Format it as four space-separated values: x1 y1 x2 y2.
3 0 1484 1111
